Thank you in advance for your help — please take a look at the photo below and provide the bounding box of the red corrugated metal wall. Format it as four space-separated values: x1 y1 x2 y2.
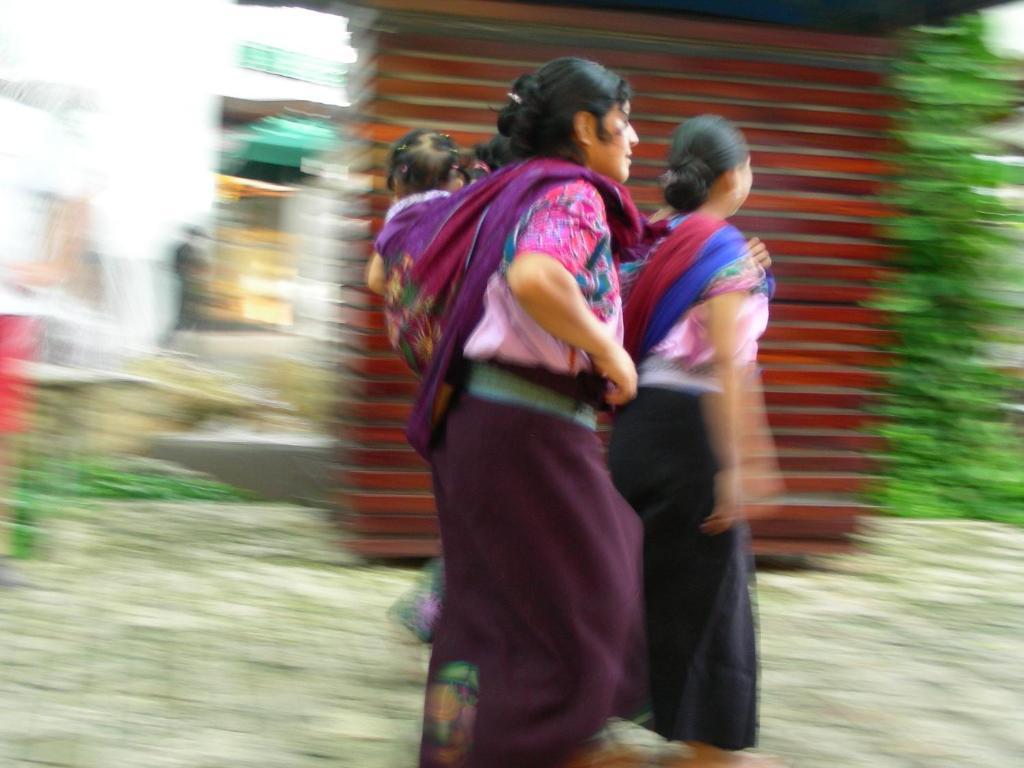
337 0 896 557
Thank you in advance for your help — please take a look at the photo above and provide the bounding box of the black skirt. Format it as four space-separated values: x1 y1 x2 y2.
609 386 758 750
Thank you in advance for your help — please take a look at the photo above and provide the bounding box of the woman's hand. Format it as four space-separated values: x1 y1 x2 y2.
702 468 743 535
746 237 771 271
590 340 638 406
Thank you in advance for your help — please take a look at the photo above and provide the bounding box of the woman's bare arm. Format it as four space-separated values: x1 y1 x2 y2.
508 252 637 405
700 291 746 534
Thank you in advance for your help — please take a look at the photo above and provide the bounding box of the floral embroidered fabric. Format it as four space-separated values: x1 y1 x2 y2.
506 180 620 322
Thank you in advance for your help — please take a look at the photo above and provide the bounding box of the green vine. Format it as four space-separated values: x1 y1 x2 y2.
874 15 1024 525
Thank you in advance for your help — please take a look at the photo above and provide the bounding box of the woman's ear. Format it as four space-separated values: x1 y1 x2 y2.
717 167 740 195
715 162 752 214
572 110 598 147
716 167 748 206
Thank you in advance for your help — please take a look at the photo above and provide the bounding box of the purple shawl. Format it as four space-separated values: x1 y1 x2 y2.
375 157 648 457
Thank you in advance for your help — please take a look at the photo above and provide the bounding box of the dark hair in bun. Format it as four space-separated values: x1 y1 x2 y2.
663 115 749 212
465 135 513 180
497 57 631 164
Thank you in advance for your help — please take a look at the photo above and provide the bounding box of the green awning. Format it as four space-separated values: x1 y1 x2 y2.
226 115 339 168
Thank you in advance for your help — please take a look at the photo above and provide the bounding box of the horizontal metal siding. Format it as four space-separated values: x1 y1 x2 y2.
337 0 895 557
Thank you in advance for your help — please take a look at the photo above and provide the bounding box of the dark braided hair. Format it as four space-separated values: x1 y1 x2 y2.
386 129 464 194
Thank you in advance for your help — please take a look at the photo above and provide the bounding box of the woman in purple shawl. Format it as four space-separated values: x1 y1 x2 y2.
373 58 668 767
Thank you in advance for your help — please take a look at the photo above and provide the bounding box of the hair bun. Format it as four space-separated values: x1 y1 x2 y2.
663 115 749 212
495 58 632 164
497 73 542 147
663 154 715 212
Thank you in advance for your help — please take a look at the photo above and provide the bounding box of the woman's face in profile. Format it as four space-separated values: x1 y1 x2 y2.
581 102 638 184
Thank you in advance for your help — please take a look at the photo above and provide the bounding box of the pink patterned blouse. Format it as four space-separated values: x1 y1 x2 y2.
464 181 621 374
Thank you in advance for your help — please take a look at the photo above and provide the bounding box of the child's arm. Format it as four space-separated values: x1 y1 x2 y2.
366 252 385 295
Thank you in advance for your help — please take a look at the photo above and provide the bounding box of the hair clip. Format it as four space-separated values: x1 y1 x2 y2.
507 92 522 105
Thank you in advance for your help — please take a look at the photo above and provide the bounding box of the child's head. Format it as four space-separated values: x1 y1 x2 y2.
466 135 513 181
664 115 751 215
387 130 466 198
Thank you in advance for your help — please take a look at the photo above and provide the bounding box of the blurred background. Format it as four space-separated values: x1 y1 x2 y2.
1 1 1022 767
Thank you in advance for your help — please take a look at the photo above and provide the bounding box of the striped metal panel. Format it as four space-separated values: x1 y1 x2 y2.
337 0 895 558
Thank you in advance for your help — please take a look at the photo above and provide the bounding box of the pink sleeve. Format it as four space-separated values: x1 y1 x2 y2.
512 181 607 276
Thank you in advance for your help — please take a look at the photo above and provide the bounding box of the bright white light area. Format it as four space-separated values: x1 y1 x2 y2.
2 0 232 348
985 1 1024 58
222 68 349 107
977 154 1024 166
221 4 355 105
231 5 356 65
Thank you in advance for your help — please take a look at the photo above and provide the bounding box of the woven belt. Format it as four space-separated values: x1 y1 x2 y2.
465 362 599 430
